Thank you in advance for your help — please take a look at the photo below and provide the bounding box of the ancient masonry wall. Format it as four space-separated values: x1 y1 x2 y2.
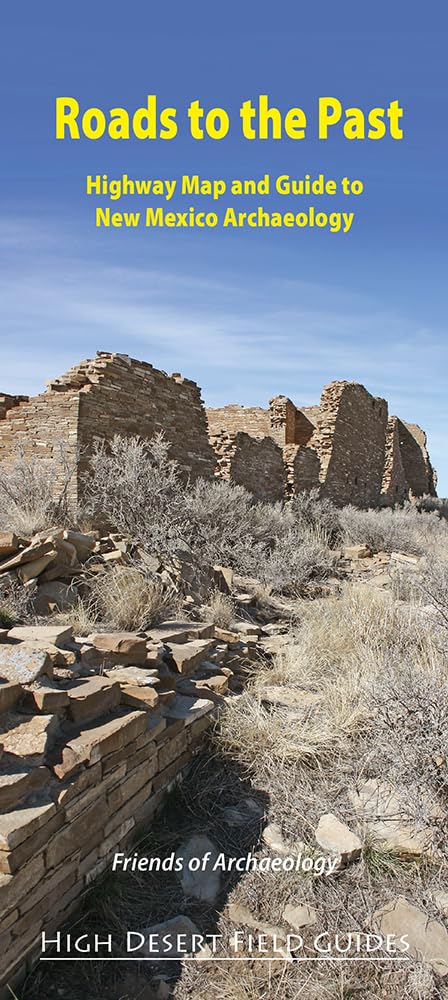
0 617 254 992
308 382 389 506
209 430 285 502
0 354 437 506
398 421 437 497
0 353 216 508
206 405 272 440
207 382 436 504
382 417 409 503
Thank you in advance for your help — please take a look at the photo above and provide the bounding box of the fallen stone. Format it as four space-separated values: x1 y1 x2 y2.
0 680 22 714
349 779 434 857
7 625 73 646
161 694 214 726
342 544 372 559
33 581 79 615
175 834 221 903
0 533 19 559
87 632 147 664
282 903 317 930
63 530 96 561
147 621 214 644
23 682 70 714
131 915 211 959
373 896 448 977
66 676 121 724
262 822 292 856
17 552 57 583
315 813 361 863
0 540 55 574
233 622 260 636
226 902 286 941
0 712 60 764
0 763 50 811
166 639 214 675
0 647 53 684
390 552 420 565
213 565 234 593
434 892 448 916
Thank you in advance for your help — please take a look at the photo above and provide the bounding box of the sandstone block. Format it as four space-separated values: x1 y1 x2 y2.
0 647 53 684
7 625 73 645
0 680 22 714
87 632 147 664
66 676 121 724
315 813 362 863
0 712 59 764
282 903 317 930
175 834 221 903
373 896 448 976
0 764 50 811
0 534 19 559
166 639 214 675
162 694 214 726
59 709 148 772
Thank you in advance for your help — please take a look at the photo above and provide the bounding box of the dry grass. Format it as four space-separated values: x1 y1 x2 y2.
88 565 174 631
204 589 236 629
339 504 448 557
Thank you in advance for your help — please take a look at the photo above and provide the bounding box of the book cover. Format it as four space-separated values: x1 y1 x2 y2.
0 3 447 999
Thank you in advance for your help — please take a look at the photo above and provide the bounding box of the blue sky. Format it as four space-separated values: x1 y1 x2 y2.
1 2 447 491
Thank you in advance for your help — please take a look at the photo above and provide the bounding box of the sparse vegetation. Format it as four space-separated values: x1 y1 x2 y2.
0 441 77 536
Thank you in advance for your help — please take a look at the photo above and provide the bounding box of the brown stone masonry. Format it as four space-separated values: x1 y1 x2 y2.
0 352 437 507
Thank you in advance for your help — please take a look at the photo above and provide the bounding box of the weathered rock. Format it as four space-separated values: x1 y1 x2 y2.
0 764 50 810
0 533 19 559
33 581 79 615
282 903 317 930
342 544 372 559
262 822 292 856
166 639 214 675
175 834 221 903
0 680 22 714
315 813 361 863
23 682 69 714
87 632 147 664
66 676 121 724
349 779 434 857
213 565 234 594
17 552 57 583
161 694 214 726
373 896 448 977
0 712 60 764
7 625 73 646
55 709 147 776
120 684 160 711
226 902 286 941
0 540 55 574
0 647 53 684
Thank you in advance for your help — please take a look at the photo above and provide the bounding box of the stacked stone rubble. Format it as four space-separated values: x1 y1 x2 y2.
0 616 267 989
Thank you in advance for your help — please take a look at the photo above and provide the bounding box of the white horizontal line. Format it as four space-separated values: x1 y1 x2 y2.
39 956 410 963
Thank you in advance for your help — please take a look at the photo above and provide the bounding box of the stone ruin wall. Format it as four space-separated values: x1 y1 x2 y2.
0 352 437 509
209 429 285 503
0 353 216 509
208 383 436 505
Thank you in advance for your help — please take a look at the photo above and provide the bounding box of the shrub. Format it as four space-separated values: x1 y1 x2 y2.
0 441 76 536
82 433 186 553
339 503 447 556
290 488 341 545
86 565 174 631
204 589 235 629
